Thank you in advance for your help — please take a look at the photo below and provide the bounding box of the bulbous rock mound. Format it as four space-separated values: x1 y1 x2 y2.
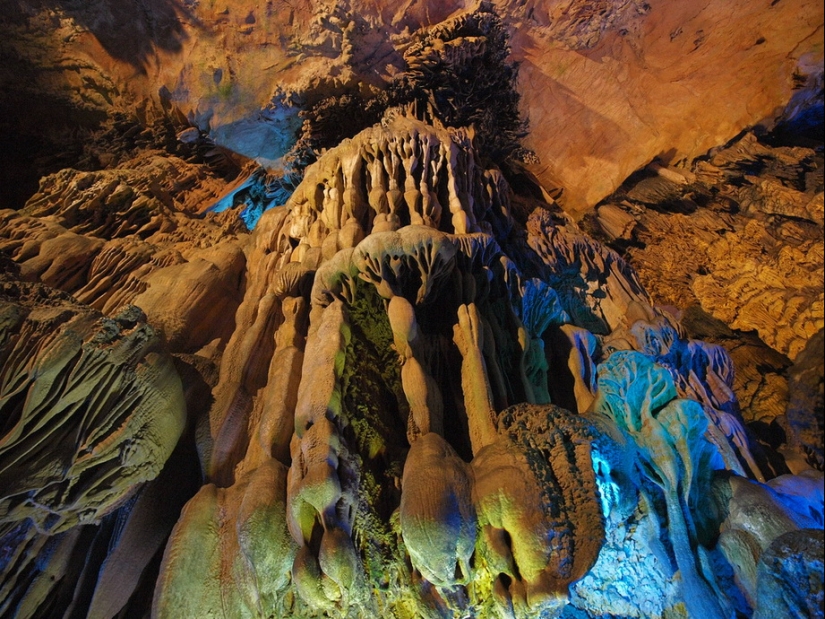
473 403 607 611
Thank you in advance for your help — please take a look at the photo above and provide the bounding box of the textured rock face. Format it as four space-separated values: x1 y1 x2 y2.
0 286 186 536
587 127 824 476
0 3 823 618
0 153 248 356
0 282 189 617
4 100 822 617
784 330 825 471
1 0 822 214
754 528 825 619
153 459 297 619
593 131 824 362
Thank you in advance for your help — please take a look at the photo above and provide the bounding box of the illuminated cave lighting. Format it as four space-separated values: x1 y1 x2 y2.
209 102 302 169
206 168 297 230
591 448 621 518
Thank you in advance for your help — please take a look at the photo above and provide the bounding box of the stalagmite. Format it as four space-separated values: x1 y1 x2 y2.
453 303 498 454
399 433 476 587
387 295 443 441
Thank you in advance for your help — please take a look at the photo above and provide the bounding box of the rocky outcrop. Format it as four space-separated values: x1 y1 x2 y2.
593 132 823 362
0 153 248 356
0 284 186 537
714 470 825 614
588 130 824 473
475 404 606 611
783 329 825 471
754 528 825 619
0 280 190 618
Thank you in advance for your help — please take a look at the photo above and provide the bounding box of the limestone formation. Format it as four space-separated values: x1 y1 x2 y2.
0 282 188 618
353 226 457 303
2 0 820 216
588 130 823 479
0 285 186 536
389 295 444 442
594 352 740 619
399 433 476 588
783 329 825 471
591 133 824 364
0 3 822 617
153 459 297 619
525 208 652 334
474 404 607 613
754 528 824 619
0 154 247 358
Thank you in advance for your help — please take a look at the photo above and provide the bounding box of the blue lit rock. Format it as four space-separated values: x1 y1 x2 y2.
570 497 681 618
753 528 824 619
594 351 729 619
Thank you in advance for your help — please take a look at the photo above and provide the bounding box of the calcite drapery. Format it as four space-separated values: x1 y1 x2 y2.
0 154 248 357
153 459 296 619
0 282 188 618
0 285 186 536
399 432 476 588
145 106 627 617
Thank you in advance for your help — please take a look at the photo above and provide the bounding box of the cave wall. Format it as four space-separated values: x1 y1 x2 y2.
1 0 822 214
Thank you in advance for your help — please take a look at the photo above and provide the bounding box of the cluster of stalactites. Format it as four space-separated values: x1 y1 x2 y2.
278 108 512 269
401 5 506 79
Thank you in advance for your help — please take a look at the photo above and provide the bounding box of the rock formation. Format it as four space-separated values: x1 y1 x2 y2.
0 2 823 618
587 124 824 477
1 0 822 214
0 283 188 617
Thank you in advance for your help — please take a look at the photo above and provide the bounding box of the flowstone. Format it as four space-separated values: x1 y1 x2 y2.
145 100 800 618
